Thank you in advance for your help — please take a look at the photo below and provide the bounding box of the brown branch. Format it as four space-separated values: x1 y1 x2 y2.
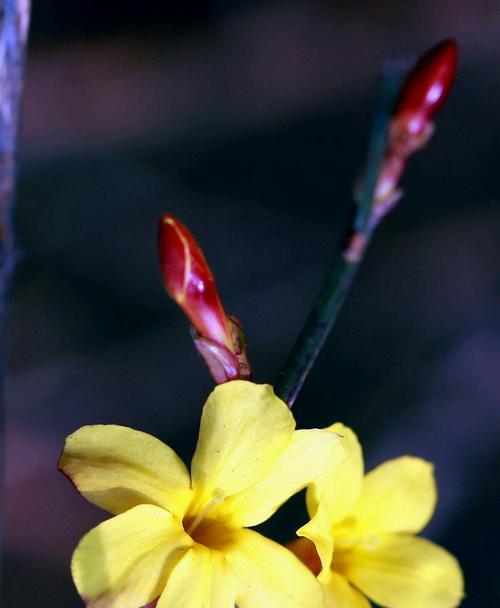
0 0 31 600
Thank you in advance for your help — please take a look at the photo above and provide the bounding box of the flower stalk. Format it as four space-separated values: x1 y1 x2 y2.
275 39 458 408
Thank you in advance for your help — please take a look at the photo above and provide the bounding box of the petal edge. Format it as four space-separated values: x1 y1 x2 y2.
72 504 192 608
220 428 345 527
225 529 324 608
335 533 464 608
59 425 192 518
190 381 295 512
306 423 363 522
348 457 437 536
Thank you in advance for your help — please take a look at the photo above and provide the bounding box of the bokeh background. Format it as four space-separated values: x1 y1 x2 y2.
4 0 500 605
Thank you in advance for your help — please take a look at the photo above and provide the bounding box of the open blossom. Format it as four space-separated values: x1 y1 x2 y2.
59 381 345 608
290 423 464 608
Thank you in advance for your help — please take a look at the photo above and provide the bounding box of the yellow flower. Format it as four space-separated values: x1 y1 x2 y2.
291 423 464 608
59 381 345 608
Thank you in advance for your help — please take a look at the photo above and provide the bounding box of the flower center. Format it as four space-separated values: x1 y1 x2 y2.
182 488 234 551
185 516 234 550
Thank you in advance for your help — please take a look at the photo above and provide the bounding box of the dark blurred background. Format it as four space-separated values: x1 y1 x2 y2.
4 0 499 606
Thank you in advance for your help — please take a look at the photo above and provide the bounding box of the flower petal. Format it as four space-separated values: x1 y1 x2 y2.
334 533 464 608
190 381 295 511
59 425 192 518
218 428 345 527
348 457 436 535
158 544 236 608
225 528 324 608
323 571 371 608
297 499 335 582
306 423 363 522
72 504 192 608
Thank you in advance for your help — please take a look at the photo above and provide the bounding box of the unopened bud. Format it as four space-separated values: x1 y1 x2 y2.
158 214 251 382
390 38 458 153
158 214 233 349
368 39 458 222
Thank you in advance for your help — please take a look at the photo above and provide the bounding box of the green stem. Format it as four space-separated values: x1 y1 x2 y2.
275 63 405 408
354 64 402 232
274 253 362 407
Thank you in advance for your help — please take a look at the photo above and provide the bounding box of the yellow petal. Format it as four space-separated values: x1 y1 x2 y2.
158 544 236 608
306 423 363 522
59 425 192 518
218 429 345 527
297 499 335 582
190 381 295 511
348 457 437 535
225 528 324 608
72 504 192 608
334 533 464 608
323 571 371 608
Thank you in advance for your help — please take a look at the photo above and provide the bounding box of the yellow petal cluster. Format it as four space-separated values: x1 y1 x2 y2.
293 423 464 608
59 381 345 608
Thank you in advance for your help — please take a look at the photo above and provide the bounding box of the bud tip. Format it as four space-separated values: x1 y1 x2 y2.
394 38 458 131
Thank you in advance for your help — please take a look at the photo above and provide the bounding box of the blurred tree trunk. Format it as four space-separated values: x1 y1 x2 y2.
0 0 31 601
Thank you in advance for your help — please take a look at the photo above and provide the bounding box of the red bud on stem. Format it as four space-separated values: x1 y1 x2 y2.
392 38 458 147
158 214 251 383
158 214 232 349
371 39 458 223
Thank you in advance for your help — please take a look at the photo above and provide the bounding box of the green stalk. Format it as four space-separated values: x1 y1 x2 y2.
275 64 404 408
274 254 361 408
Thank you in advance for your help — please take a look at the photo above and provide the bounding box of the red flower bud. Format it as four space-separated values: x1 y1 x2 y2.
158 214 233 350
393 38 458 141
